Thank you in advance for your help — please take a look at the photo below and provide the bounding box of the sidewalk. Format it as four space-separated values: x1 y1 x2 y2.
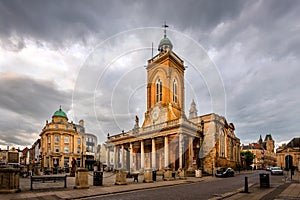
2 172 207 200
213 171 300 200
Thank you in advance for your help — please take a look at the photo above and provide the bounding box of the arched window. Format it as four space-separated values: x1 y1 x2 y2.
156 78 162 102
173 79 178 103
230 140 233 161
220 129 226 157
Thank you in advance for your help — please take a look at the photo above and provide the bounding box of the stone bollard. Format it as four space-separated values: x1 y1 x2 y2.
163 168 173 181
178 168 187 179
195 169 202 178
94 165 98 172
143 169 153 183
34 166 41 176
115 169 127 185
0 168 21 193
74 168 89 189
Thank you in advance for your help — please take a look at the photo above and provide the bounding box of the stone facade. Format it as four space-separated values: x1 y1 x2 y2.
241 134 276 169
39 107 97 171
276 138 300 171
106 31 240 175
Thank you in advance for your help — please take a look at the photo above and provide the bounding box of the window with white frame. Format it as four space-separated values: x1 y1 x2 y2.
156 78 162 102
64 146 69 153
64 136 69 143
173 78 178 103
55 135 59 143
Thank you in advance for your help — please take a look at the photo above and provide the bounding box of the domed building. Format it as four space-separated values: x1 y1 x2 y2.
39 107 97 172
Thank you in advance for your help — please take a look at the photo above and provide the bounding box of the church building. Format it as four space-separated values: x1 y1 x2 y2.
106 28 240 175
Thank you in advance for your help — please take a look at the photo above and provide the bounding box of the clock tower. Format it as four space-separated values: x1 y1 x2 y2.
142 26 186 127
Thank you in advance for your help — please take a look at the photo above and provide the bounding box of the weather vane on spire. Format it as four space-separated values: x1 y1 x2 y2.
162 21 169 38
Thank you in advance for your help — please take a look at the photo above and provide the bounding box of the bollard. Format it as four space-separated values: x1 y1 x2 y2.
244 176 248 193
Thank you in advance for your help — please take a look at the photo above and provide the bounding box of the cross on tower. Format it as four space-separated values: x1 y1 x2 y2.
162 21 169 38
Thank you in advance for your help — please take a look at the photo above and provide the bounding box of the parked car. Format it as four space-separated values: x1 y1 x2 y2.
215 167 235 177
266 166 272 171
270 167 283 175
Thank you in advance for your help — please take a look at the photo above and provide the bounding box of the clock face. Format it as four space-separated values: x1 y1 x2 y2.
152 111 159 120
151 106 160 121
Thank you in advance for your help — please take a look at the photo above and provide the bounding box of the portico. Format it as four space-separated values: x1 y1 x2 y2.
106 118 201 172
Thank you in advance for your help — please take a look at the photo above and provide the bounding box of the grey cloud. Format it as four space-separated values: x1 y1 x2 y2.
224 59 300 144
0 0 247 50
0 73 72 148
1 0 300 147
208 0 300 60
0 73 71 119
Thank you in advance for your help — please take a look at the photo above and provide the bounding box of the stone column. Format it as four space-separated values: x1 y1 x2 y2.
179 134 183 169
130 143 133 172
152 138 156 169
113 146 117 169
121 145 125 169
141 140 145 170
188 137 194 170
106 146 110 167
164 136 169 168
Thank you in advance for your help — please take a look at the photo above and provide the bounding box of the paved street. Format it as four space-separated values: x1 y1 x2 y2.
2 170 299 200
80 171 272 200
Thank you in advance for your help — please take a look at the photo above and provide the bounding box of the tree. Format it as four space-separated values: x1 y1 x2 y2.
241 150 255 170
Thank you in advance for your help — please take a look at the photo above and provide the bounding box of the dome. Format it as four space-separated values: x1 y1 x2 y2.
158 36 173 51
52 107 68 119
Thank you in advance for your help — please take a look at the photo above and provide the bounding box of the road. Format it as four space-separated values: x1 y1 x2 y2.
84 170 285 200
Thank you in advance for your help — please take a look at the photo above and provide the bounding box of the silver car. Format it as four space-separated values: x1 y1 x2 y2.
270 167 283 175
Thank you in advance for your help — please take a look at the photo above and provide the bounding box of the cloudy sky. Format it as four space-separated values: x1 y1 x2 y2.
0 0 299 150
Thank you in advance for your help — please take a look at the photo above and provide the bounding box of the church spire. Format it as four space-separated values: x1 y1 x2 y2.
258 134 263 144
189 99 198 119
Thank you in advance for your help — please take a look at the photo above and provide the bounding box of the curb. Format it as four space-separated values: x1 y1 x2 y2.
208 183 255 200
